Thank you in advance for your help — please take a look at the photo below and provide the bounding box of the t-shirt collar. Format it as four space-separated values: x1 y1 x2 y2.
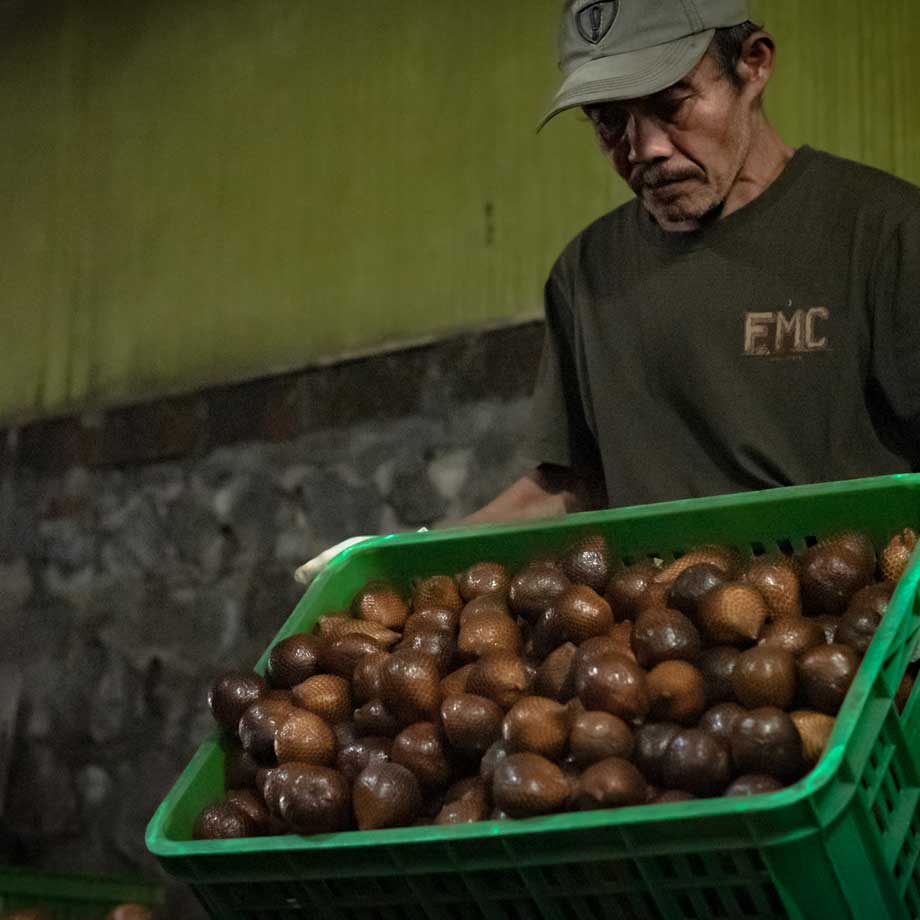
635 145 817 252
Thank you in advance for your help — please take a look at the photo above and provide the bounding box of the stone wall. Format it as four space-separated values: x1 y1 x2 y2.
0 322 543 915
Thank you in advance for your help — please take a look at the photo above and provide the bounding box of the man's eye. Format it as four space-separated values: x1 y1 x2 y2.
596 111 628 137
656 95 692 119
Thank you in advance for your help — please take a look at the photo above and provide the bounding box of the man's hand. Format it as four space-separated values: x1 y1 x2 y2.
294 529 429 585
462 466 600 525
294 536 373 585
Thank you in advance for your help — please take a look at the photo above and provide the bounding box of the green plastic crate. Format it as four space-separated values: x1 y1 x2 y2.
147 474 920 920
0 868 163 918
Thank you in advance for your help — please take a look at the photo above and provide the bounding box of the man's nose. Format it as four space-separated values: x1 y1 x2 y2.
626 112 673 165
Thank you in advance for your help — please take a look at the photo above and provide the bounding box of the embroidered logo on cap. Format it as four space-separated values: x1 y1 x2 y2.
576 1 619 45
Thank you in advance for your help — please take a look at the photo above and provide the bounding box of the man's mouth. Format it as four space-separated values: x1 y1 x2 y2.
647 176 696 190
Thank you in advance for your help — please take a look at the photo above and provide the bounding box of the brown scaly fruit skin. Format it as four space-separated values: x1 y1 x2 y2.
797 644 860 715
655 545 742 584
575 651 650 725
353 700 400 738
459 595 513 627
789 710 836 765
697 583 768 646
492 752 570 818
413 575 463 612
208 671 267 729
434 795 488 824
353 762 423 831
730 707 805 782
351 581 410 629
273 709 337 766
646 661 707 725
440 693 504 756
631 607 701 667
314 617 400 647
443 775 490 810
526 606 565 660
731 647 797 710
605 560 662 620
817 531 877 574
457 610 521 660
535 642 578 702
698 703 747 745
667 564 729 621
758 618 826 658
508 564 571 622
391 722 452 789
696 646 741 706
502 696 570 760
880 528 919 582
351 652 390 705
836 582 895 655
225 788 273 835
320 634 389 679
572 757 648 810
366 659 430 729
812 615 841 645
555 585 615 644
467 653 532 709
635 722 683 787
404 607 460 636
609 620 637 660
224 744 260 790
394 627 456 674
193 801 255 839
661 729 732 797
267 634 325 688
458 562 511 602
440 663 475 697
569 711 634 766
279 764 352 834
292 673 353 724
799 542 875 617
635 581 674 613
574 636 623 673
742 560 803 620
238 698 294 765
336 736 392 782
480 739 513 784
562 534 612 593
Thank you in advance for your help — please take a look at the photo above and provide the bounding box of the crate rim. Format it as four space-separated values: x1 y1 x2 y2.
147 473 920 859
341 472 920 553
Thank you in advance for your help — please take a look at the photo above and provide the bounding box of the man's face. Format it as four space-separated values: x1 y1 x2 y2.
585 52 755 231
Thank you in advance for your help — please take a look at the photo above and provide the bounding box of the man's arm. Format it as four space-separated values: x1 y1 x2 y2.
462 465 599 525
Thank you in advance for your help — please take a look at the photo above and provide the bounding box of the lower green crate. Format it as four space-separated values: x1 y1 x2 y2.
147 474 920 919
0 868 163 919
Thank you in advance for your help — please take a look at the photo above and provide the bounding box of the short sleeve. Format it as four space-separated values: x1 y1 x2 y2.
527 265 603 477
870 205 920 469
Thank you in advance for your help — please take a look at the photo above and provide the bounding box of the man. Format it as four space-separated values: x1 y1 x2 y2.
467 0 919 522
297 0 918 581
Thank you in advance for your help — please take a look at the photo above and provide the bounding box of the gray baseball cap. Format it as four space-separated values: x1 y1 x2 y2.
540 0 752 129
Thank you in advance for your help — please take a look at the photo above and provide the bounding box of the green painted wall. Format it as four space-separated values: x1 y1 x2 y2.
2 0 918 425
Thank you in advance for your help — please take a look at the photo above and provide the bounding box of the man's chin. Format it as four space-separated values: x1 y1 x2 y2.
643 192 723 230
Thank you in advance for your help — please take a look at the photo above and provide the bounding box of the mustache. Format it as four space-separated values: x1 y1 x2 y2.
631 164 704 190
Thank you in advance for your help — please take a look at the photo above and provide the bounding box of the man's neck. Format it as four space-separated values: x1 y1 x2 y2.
722 115 795 219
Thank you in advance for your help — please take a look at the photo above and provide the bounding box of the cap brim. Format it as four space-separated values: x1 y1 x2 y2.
537 30 714 131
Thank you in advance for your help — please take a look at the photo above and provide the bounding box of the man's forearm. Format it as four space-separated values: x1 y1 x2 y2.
463 467 593 526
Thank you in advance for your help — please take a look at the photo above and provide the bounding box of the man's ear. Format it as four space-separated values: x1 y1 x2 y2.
736 31 777 98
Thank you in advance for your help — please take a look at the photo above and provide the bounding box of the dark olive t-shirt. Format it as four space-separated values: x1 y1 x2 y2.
530 146 920 508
